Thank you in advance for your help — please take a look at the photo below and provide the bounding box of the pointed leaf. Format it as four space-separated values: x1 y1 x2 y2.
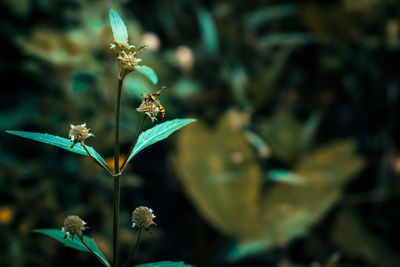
137 65 158 84
109 8 128 44
197 9 219 54
136 261 193 267
267 169 306 185
128 118 196 162
34 229 110 267
6 131 107 167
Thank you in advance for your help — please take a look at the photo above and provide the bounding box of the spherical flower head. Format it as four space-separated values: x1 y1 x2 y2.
62 215 86 239
132 206 156 229
69 123 94 148
136 100 159 122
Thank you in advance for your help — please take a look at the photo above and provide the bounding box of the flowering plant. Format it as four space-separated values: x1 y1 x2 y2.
6 9 195 267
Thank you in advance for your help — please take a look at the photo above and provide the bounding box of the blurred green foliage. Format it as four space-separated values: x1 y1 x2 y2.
1 0 400 266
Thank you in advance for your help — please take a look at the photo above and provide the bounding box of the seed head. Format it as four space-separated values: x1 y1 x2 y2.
132 206 156 229
62 215 86 239
112 44 147 79
137 100 159 122
69 123 94 148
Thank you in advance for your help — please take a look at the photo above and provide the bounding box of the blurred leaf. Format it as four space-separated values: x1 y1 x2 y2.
260 33 315 48
262 111 304 163
173 110 262 238
137 65 158 85
127 118 196 162
0 104 37 130
298 112 322 152
174 79 199 99
246 140 365 256
332 210 400 266
267 169 306 185
125 75 150 99
136 261 193 267
6 131 107 166
72 72 94 93
245 4 298 31
34 229 110 267
2 0 30 17
302 4 361 42
224 240 268 262
197 9 219 54
295 140 365 186
244 130 270 158
109 8 128 44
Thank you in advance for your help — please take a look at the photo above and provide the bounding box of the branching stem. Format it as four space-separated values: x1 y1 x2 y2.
122 228 143 267
79 235 108 267
120 115 147 173
82 143 113 174
113 78 123 267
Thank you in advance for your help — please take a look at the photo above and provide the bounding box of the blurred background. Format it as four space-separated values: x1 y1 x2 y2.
1 0 400 266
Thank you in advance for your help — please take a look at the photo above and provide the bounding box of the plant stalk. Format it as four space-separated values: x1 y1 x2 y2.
119 115 147 173
82 143 113 174
79 235 108 267
113 78 123 267
122 228 143 267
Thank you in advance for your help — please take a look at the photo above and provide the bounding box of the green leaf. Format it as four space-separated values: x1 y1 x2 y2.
72 72 94 93
244 4 298 31
197 9 219 54
136 261 193 267
6 131 107 167
137 65 158 84
128 118 196 162
109 8 128 44
267 169 306 185
34 229 110 267
260 33 315 48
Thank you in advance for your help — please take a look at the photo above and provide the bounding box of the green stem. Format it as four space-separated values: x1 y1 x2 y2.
79 235 108 267
122 228 143 267
82 143 113 175
113 78 123 267
119 115 147 173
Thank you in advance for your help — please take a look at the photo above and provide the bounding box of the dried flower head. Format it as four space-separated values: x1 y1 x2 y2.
62 215 86 239
132 206 156 229
137 99 159 122
116 45 147 79
69 123 94 148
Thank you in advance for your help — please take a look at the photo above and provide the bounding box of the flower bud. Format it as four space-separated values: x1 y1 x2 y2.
132 206 156 229
137 100 159 122
69 123 94 148
62 215 86 239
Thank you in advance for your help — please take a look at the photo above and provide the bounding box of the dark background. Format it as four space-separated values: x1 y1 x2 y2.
1 0 400 266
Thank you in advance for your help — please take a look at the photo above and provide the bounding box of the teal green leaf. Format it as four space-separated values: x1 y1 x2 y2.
72 72 94 93
225 241 268 262
109 8 128 44
137 65 158 84
245 4 298 30
267 169 306 185
197 9 219 54
6 131 107 167
34 229 110 267
260 33 315 48
244 130 269 157
136 261 193 267
128 118 196 162
125 75 150 99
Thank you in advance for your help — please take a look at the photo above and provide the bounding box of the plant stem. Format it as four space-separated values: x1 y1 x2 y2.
79 235 108 267
122 228 143 267
82 143 113 175
113 78 123 267
119 115 147 173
